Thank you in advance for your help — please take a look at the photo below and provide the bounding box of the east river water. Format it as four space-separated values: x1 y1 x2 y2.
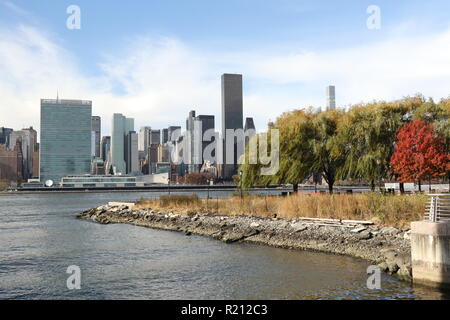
0 191 448 300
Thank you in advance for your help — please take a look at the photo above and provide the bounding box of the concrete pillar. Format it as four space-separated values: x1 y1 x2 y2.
411 221 450 288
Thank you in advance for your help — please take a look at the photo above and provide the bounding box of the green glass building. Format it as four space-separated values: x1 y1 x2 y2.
40 99 92 185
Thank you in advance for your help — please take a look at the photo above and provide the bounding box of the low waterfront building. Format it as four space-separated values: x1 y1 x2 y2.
59 173 169 188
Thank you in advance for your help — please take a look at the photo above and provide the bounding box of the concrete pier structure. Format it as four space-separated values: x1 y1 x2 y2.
411 221 450 288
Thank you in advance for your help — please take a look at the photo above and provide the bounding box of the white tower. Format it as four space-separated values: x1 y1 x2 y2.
326 85 336 110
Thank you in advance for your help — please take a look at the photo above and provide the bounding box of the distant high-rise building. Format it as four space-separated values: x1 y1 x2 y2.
157 143 170 163
148 143 159 174
0 140 23 182
186 110 197 173
326 85 336 110
195 115 215 172
221 73 243 179
244 117 255 131
0 127 13 145
168 126 181 143
40 99 92 184
111 113 134 175
8 127 38 179
138 126 152 154
150 130 161 146
125 131 139 174
91 116 101 158
161 128 169 144
100 136 111 162
244 117 256 147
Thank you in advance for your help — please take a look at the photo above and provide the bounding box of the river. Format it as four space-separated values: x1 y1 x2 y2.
0 191 448 300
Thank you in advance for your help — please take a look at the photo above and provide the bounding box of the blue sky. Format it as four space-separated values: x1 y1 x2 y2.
2 0 450 136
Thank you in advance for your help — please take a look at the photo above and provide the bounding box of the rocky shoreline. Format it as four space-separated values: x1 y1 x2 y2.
77 203 413 280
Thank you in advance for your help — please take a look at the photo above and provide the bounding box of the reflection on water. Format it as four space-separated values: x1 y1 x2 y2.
0 191 448 300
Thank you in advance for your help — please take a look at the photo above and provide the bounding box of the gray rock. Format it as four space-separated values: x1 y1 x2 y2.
250 222 260 229
351 227 367 233
379 227 400 236
356 231 373 240
291 223 308 233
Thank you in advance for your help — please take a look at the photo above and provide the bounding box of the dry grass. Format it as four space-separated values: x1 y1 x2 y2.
136 193 427 228
0 180 9 191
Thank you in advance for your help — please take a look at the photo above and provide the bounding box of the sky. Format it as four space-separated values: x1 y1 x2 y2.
1 0 450 138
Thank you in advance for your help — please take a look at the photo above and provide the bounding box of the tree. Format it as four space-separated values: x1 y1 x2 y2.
183 172 215 185
241 109 316 192
390 120 450 191
310 110 346 193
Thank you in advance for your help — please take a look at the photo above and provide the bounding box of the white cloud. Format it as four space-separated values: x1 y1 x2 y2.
1 23 450 141
247 29 450 107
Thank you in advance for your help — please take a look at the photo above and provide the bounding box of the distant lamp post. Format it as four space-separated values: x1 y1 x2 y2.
206 179 211 210
168 176 171 196
239 170 243 199
207 179 211 200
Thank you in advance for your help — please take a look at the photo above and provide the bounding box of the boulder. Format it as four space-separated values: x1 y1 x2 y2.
379 227 399 236
291 223 308 233
250 222 260 229
356 231 373 240
351 227 367 233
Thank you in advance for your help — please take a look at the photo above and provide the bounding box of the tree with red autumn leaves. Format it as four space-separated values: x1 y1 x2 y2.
390 120 450 191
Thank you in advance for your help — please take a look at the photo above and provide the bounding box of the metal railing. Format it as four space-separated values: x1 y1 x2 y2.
425 194 450 222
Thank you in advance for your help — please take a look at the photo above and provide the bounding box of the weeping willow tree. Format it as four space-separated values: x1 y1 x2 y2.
240 109 316 191
240 94 449 193
310 110 346 193
336 96 424 191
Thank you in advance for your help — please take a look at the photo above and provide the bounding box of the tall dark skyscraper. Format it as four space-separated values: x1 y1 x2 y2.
161 128 169 144
101 136 111 162
221 73 243 179
244 117 256 147
150 130 161 146
91 116 101 158
0 127 13 145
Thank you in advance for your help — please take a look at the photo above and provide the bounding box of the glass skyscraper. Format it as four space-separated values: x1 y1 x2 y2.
111 113 134 175
40 99 92 184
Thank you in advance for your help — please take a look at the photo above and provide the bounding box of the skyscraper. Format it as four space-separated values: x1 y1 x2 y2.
186 110 197 173
161 128 169 144
111 113 134 175
8 127 37 179
100 136 111 162
91 116 101 158
168 126 181 143
326 85 336 110
244 117 256 147
0 127 12 145
125 131 139 174
221 73 243 179
138 126 152 154
150 130 161 145
40 99 92 184
195 114 215 172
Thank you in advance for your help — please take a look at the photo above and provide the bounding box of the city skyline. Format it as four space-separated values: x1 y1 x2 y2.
3 1 450 137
